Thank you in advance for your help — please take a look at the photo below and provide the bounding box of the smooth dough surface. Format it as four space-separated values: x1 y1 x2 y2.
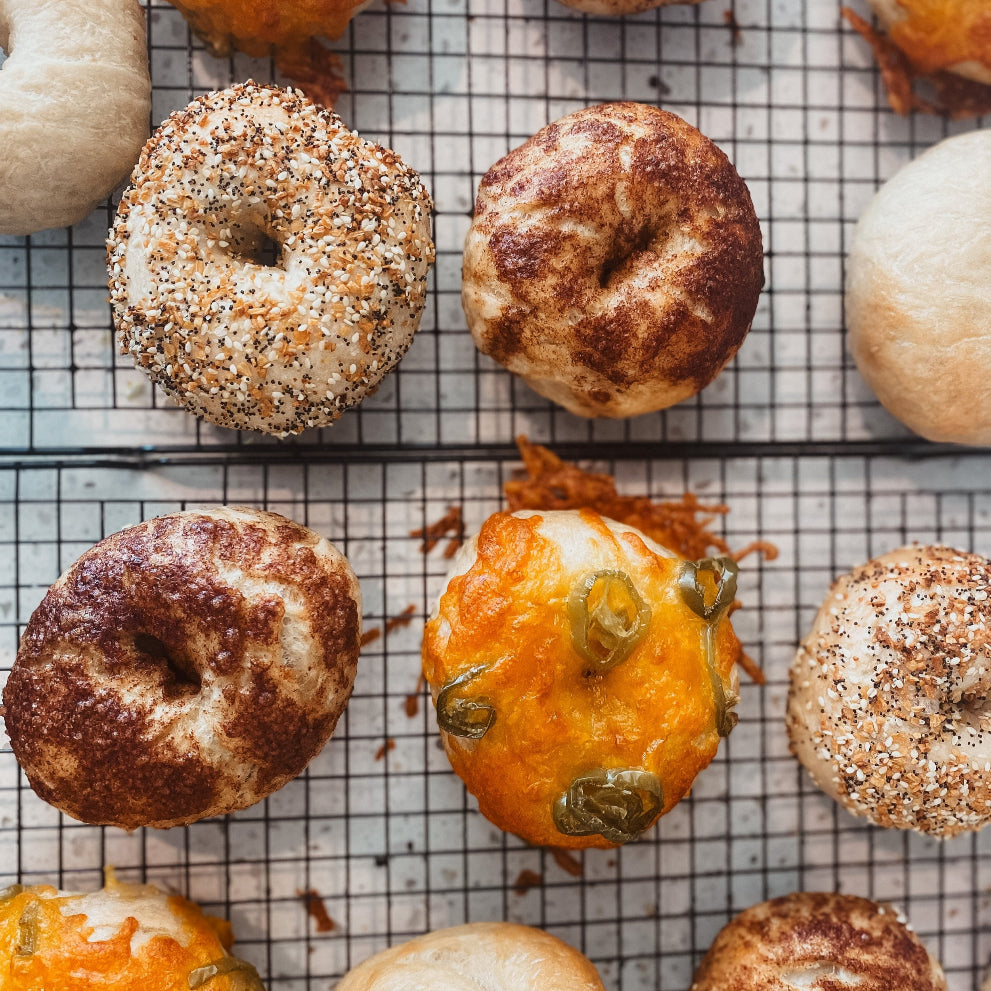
847 129 991 445
0 0 150 235
335 922 605 991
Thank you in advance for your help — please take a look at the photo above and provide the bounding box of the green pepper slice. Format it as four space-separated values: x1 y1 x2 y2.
678 557 738 622
553 768 664 844
16 899 40 957
188 956 266 990
569 570 651 673
703 624 740 738
436 665 496 739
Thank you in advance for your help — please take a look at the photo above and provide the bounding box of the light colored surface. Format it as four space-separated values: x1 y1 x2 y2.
847 130 991 445
0 0 150 235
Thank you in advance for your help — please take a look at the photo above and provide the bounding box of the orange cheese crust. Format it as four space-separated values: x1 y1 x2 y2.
165 0 370 106
883 0 991 76
0 876 250 991
422 509 741 849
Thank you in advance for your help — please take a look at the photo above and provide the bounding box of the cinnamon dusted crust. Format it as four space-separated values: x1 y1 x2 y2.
335 922 605 990
690 892 947 991
786 546 991 836
2 507 361 829
463 102 764 419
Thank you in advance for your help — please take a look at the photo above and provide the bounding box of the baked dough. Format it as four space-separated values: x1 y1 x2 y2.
690 892 947 991
787 545 991 837
867 0 991 84
335 922 605 991
0 870 262 990
0 0 150 235
463 102 763 418
847 129 991 445
2 507 361 829
554 0 703 17
108 82 434 436
422 508 742 848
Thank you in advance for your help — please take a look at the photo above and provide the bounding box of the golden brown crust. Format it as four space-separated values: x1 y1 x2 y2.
691 892 947 991
786 546 991 836
422 509 741 848
463 102 764 418
0 872 260 990
335 922 605 991
2 507 361 829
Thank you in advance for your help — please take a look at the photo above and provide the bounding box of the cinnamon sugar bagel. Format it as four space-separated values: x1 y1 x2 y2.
787 546 991 837
690 892 947 991
2 507 361 830
462 102 764 419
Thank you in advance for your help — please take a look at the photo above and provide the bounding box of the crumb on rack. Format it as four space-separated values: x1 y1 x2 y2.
374 738 396 761
410 506 464 556
405 672 426 718
723 8 742 45
550 848 584 877
513 869 544 895
298 889 337 932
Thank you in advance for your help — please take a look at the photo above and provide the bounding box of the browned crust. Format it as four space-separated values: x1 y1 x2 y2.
463 102 764 418
2 507 360 829
691 892 947 991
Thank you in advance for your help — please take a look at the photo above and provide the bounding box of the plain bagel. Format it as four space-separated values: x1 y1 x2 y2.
335 922 606 991
0 0 150 235
846 129 991 445
463 102 764 419
2 507 361 829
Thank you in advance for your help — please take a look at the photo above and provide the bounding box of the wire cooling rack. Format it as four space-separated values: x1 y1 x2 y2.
2 0 990 988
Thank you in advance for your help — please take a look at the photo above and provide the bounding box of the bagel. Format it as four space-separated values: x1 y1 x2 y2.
2 507 361 830
422 508 742 848
846 129 991 446
0 870 262 990
462 102 764 419
787 545 991 837
0 0 150 236
866 0 991 84
108 82 435 437
690 892 947 991
553 0 703 17
334 922 605 991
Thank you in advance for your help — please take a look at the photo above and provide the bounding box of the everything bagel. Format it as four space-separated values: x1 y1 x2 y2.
108 83 434 436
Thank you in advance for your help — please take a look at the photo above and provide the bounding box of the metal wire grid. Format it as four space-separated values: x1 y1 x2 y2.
2 0 991 988
2 453 991 990
0 0 983 454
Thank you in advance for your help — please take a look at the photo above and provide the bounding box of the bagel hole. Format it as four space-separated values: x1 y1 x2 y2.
133 632 202 697
598 227 656 288
225 226 283 268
